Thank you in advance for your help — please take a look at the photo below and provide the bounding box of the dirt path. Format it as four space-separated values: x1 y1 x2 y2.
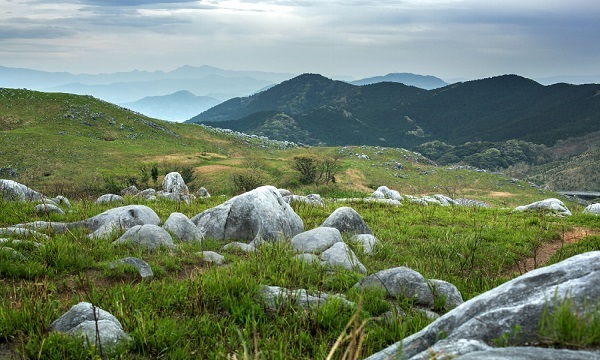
507 227 598 277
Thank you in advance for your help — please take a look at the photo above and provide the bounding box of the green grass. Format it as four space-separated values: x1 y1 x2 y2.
1 195 598 359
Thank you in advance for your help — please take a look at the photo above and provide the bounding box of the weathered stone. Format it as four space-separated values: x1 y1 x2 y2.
513 198 572 216
199 251 225 265
295 253 319 264
0 247 27 260
0 238 43 248
350 234 379 255
259 285 354 311
284 194 325 207
583 203 600 216
50 302 130 350
95 194 124 204
431 194 456 206
0 179 43 201
223 242 255 252
162 172 189 194
455 198 492 208
83 205 161 239
113 224 174 250
355 267 434 307
457 347 600 360
277 188 292 197
197 187 210 198
321 242 367 274
163 212 203 243
290 227 343 254
0 227 50 239
121 185 140 196
365 251 600 360
191 186 303 243
140 188 156 199
428 279 464 310
110 257 154 279
51 195 72 208
33 203 65 216
321 207 372 235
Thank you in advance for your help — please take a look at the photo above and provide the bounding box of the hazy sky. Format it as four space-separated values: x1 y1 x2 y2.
1 0 599 80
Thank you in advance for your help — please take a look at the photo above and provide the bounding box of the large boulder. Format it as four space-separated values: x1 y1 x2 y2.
113 224 174 250
320 242 367 274
50 302 130 350
95 194 124 204
163 212 203 243
365 251 600 360
513 198 572 216
320 207 372 235
0 179 43 201
33 203 65 216
190 186 303 243
162 172 189 194
290 227 343 254
110 257 154 279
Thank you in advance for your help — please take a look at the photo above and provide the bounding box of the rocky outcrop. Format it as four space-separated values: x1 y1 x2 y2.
0 179 43 201
50 302 130 350
321 242 367 274
321 207 372 235
290 227 343 254
350 234 379 255
356 267 435 307
33 203 65 216
365 251 600 360
95 194 124 204
113 224 174 250
190 186 303 244
110 257 154 279
162 172 189 194
513 198 572 216
259 285 354 311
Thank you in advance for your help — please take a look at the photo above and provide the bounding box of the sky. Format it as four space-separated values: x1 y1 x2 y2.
1 0 600 81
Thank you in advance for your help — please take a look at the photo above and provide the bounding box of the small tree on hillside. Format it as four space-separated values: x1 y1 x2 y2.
292 154 340 185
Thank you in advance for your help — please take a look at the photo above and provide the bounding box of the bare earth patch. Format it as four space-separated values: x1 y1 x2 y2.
340 169 373 193
195 165 234 174
488 191 515 198
507 227 599 277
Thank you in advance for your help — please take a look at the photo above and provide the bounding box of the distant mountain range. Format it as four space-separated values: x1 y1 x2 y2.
120 90 221 122
350 73 448 89
0 65 295 104
187 73 600 148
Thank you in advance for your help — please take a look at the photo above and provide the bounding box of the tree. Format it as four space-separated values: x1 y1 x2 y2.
291 154 340 185
150 165 159 185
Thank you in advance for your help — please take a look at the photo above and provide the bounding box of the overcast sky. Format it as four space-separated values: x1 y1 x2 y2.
1 0 599 80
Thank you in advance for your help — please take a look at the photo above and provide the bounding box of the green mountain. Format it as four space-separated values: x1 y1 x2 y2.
187 74 600 148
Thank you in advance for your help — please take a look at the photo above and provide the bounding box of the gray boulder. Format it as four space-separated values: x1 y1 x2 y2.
0 227 50 239
51 195 71 208
50 302 130 350
33 203 65 216
290 227 343 254
197 187 210 198
156 191 193 203
277 188 293 197
223 242 255 252
365 251 600 360
428 279 464 310
163 212 204 243
191 185 303 243
321 207 372 235
199 251 225 265
113 224 174 250
458 346 600 360
0 179 43 201
356 267 434 307
321 242 367 274
455 198 492 208
95 194 124 204
162 172 189 194
259 285 354 311
373 186 402 201
513 198 572 216
121 185 140 197
110 257 154 279
432 194 456 206
84 205 161 239
0 247 27 260
583 203 600 216
350 234 379 255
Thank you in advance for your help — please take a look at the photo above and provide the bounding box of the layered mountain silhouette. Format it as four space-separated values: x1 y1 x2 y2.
350 73 448 89
187 73 600 147
120 90 220 122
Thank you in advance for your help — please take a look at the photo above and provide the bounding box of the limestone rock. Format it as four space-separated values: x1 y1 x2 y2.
84 205 161 239
513 198 572 216
350 234 379 255
197 187 210 198
199 251 225 265
110 257 154 279
583 203 600 216
51 195 72 208
191 185 303 243
355 267 434 307
50 302 130 350
95 194 124 204
365 251 600 360
321 207 372 235
113 224 174 250
321 242 367 274
33 203 65 216
223 242 255 252
121 185 140 196
290 227 343 254
259 285 354 311
162 172 189 194
163 212 203 243
428 279 464 310
0 179 43 201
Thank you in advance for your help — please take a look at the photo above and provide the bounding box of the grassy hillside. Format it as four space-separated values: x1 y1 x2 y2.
1 88 564 205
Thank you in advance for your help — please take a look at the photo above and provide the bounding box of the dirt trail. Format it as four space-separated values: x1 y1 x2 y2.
507 227 598 277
